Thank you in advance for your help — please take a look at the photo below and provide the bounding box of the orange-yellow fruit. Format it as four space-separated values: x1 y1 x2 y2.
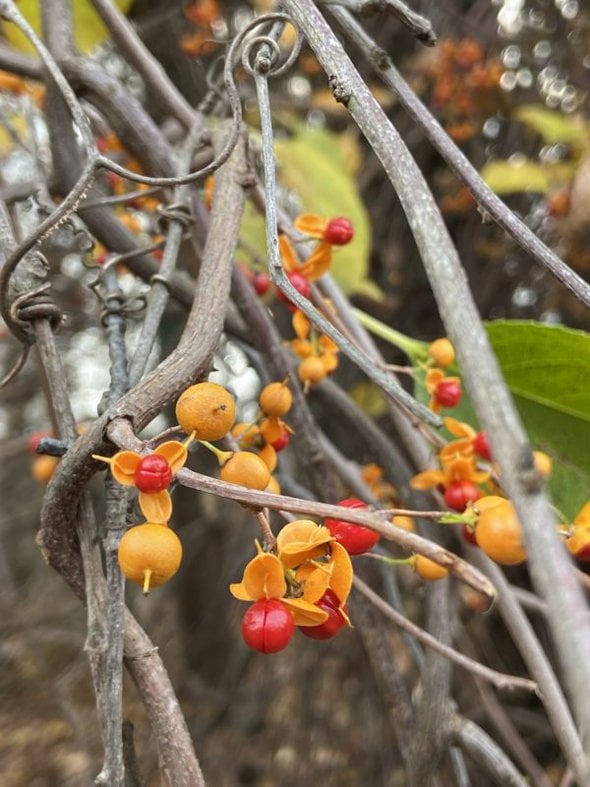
533 450 552 478
32 455 59 483
258 443 278 473
392 515 415 532
414 555 448 581
118 523 183 594
220 451 271 490
260 417 284 444
298 356 327 385
428 338 455 368
259 382 292 417
175 382 236 440
265 475 281 494
475 498 526 565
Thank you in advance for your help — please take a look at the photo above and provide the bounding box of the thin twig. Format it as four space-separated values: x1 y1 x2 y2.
250 27 441 429
328 5 590 310
321 0 437 45
470 551 588 784
449 716 529 787
353 576 537 694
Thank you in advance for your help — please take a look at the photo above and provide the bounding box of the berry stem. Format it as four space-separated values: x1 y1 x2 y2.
198 440 233 466
143 569 153 596
351 307 429 362
363 553 414 567
256 510 277 553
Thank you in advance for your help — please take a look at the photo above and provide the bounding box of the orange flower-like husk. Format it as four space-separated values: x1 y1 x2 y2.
110 451 142 485
290 338 313 359
282 597 329 626
279 235 299 274
444 417 476 439
229 552 287 601
439 438 474 463
410 468 446 490
154 439 189 473
320 351 339 372
277 520 334 569
299 242 333 281
425 368 445 394
139 490 172 524
293 309 310 340
294 213 327 238
296 561 332 603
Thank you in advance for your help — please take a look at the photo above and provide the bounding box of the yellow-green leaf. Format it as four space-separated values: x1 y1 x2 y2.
239 126 376 297
3 0 132 55
515 104 588 146
480 158 573 195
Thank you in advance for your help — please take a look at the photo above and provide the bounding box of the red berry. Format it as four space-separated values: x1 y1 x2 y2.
270 427 290 452
444 480 481 512
323 217 354 246
300 590 347 640
241 598 295 653
27 430 52 454
325 498 380 555
253 272 271 296
473 431 492 461
276 272 311 311
434 379 462 408
134 455 173 493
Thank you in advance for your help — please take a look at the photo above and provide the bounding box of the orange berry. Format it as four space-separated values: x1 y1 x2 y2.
392 515 415 532
265 475 281 494
428 338 455 368
414 555 448 581
32 455 59 483
475 498 526 565
175 381 236 441
118 523 183 594
220 451 271 490
259 381 292 417
298 356 327 385
260 417 284 444
258 443 278 473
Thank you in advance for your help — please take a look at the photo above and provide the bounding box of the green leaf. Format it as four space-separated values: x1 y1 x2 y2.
515 104 588 145
487 321 590 518
3 0 132 54
480 159 573 195
242 126 374 297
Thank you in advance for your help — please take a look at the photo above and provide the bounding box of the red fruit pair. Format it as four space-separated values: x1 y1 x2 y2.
434 379 462 408
300 590 347 640
323 217 354 246
134 455 172 493
444 480 480 512
242 598 294 654
325 498 380 555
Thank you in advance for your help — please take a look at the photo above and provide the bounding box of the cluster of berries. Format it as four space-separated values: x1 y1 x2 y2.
93 379 288 595
425 338 462 412
231 380 294 489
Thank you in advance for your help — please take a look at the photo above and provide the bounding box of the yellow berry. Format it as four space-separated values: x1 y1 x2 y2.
428 338 455 368
231 422 261 449
533 450 552 478
298 356 327 385
175 381 236 441
220 451 271 490
259 381 292 417
414 555 448 581
118 523 183 594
